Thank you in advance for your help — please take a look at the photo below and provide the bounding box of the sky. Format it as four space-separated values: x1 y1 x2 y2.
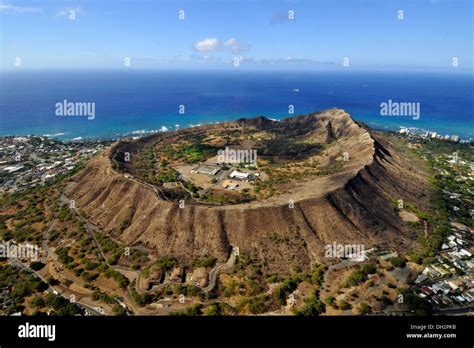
0 0 472 71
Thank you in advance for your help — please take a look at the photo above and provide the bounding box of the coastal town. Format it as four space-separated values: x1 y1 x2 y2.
0 136 111 194
396 129 474 313
415 224 474 312
399 127 472 144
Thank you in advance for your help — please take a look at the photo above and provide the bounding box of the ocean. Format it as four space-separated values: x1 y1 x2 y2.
0 69 473 141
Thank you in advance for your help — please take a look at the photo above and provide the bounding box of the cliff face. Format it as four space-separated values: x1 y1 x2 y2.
67 109 431 273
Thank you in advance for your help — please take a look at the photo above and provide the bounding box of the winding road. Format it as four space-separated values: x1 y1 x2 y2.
203 246 238 292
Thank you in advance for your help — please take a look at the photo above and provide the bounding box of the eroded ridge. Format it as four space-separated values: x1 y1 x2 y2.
67 109 430 272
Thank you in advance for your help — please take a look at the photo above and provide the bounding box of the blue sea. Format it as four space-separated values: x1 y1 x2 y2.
0 70 473 141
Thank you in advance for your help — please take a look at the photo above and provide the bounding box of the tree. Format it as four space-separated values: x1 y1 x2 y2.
29 295 45 308
324 296 336 307
203 303 220 316
30 261 45 271
112 304 127 316
358 302 371 315
338 300 351 311
294 289 325 316
390 257 406 268
46 277 59 286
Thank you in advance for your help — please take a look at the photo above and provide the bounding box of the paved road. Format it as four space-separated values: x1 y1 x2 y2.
41 218 56 259
148 246 237 294
9 259 103 316
126 175 170 201
203 247 237 292
60 190 109 264
433 305 474 315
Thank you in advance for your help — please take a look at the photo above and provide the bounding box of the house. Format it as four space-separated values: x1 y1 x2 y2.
169 267 183 282
186 267 208 288
432 282 451 294
415 274 428 284
191 165 220 176
421 286 434 296
447 279 462 291
229 170 251 181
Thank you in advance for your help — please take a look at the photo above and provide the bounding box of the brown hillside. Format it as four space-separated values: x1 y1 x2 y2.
66 109 431 274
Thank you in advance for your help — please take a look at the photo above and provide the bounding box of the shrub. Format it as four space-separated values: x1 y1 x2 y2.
30 261 45 271
390 257 406 268
338 300 351 310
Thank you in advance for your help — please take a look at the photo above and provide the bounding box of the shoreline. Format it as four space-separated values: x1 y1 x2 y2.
1 116 472 143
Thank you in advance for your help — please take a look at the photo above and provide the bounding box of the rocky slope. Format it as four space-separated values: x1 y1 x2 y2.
66 109 431 273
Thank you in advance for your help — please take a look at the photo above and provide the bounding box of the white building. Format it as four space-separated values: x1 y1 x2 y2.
229 170 251 181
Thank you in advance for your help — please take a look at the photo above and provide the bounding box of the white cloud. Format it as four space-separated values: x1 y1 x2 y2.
193 38 219 52
0 2 41 13
223 38 249 54
57 6 82 17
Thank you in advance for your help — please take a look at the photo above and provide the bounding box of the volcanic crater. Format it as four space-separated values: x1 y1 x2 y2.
66 109 431 273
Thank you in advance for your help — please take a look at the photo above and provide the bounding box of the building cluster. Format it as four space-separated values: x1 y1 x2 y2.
415 224 474 307
145 266 208 291
399 128 472 144
0 136 109 193
191 161 259 192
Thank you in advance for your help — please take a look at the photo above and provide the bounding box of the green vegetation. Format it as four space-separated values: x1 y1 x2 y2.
357 302 372 315
162 137 216 164
104 268 130 289
293 289 325 316
404 137 474 265
30 261 45 271
390 257 407 268
324 295 336 307
190 256 217 269
130 281 152 307
154 256 177 270
343 262 377 288
0 265 48 314
169 303 203 316
398 288 432 315
112 304 127 316
338 300 351 311
56 247 74 265
91 289 117 304
28 292 84 316
237 294 271 314
135 145 158 183
202 302 235 316
273 264 326 305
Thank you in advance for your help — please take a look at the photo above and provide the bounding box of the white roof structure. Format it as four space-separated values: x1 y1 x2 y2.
229 170 250 180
